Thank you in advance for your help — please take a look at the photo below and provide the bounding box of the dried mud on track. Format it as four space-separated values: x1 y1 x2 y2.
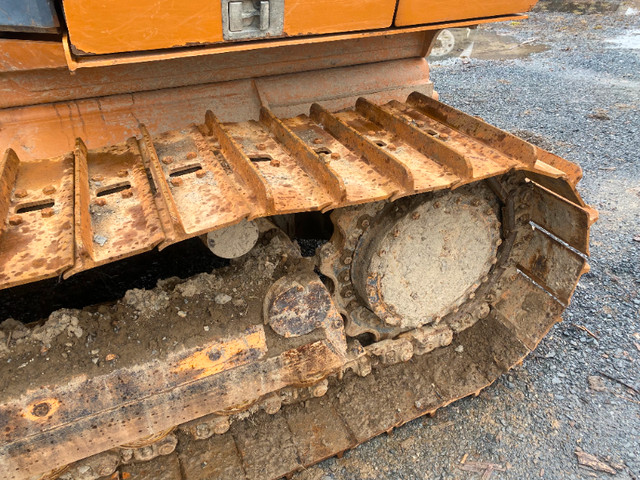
295 4 640 480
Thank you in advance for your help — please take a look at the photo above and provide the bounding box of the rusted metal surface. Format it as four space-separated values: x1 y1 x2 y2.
527 181 594 255
1 168 594 480
0 94 593 292
0 271 348 479
0 150 75 289
65 138 165 276
516 227 589 305
140 124 252 248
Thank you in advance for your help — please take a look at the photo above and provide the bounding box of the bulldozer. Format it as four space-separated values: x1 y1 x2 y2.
0 1 597 479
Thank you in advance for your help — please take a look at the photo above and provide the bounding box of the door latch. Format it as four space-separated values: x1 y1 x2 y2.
222 0 284 41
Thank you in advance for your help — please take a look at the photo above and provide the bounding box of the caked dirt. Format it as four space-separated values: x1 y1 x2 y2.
0 230 307 401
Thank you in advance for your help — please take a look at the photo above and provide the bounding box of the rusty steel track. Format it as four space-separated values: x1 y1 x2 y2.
5 166 594 480
0 93 594 291
0 93 596 480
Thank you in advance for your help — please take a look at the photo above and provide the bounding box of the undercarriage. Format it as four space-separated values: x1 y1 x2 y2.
0 90 595 479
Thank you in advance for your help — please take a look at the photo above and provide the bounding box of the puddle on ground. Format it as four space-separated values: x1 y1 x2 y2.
534 0 621 14
606 29 640 48
429 29 549 62
469 31 550 60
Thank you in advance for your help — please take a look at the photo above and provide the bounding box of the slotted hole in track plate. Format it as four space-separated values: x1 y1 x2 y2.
97 182 131 197
314 147 332 155
170 164 203 177
16 199 55 213
249 155 272 162
374 140 387 147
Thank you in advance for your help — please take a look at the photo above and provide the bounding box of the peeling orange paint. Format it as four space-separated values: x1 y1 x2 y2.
171 326 267 380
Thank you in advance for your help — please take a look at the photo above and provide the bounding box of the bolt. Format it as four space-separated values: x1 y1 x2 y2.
117 169 128 178
42 185 56 195
98 464 116 476
136 446 154 461
196 169 207 178
8 215 22 226
388 144 397 151
121 189 134 199
495 238 503 247
415 121 425 128
331 152 341 160
491 258 498 265
257 143 267 151
212 417 231 435
400 349 413 362
311 380 328 398
14 189 28 199
170 177 183 187
411 211 421 220
343 257 352 265
91 174 104 182
270 158 281 167
392 228 400 238
195 423 210 439
32 402 50 417
186 151 198 160
361 219 370 228
342 272 350 282
433 201 441 209
313 137 323 144
367 130 376 136
95 198 107 206
476 303 491 318
41 208 54 218
343 290 353 298
262 395 281 415
162 156 174 165
439 133 449 141
157 439 176 456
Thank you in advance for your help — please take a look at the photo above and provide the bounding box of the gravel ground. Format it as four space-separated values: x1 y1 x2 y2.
294 3 640 480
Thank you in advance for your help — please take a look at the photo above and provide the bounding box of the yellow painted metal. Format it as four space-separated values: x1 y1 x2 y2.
395 0 537 26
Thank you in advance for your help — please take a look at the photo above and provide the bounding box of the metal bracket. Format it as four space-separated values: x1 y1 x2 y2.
222 0 284 41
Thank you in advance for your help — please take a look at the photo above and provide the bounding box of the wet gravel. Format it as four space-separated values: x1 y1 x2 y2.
295 3 640 480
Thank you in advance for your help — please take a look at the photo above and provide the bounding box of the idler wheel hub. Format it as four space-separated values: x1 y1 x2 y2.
352 187 501 329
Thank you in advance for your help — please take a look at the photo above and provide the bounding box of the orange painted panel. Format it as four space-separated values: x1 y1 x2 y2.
395 0 538 26
63 0 224 55
284 0 396 36
64 0 397 56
